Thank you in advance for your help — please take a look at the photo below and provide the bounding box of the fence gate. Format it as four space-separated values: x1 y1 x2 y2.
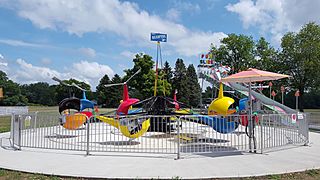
11 114 21 149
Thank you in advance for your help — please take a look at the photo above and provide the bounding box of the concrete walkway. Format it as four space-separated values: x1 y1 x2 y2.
1 132 320 179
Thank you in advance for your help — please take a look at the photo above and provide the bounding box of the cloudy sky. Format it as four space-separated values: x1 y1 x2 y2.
0 0 319 90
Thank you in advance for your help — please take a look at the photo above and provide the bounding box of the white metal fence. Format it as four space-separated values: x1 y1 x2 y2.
0 106 28 115
10 113 309 159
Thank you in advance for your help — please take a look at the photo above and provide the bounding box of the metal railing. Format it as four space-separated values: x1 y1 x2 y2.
259 113 309 153
10 113 309 159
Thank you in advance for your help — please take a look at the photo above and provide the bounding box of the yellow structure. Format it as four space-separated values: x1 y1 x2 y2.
97 116 150 139
208 83 235 116
175 109 191 114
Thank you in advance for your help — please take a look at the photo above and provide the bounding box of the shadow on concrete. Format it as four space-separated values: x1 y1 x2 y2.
169 136 230 144
188 150 244 159
180 144 238 153
45 134 78 139
146 133 175 139
197 138 229 143
97 141 140 146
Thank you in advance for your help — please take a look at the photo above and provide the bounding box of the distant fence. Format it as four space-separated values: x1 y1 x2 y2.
10 113 309 159
0 106 28 115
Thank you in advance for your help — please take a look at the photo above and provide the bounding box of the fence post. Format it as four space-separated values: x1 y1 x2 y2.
18 115 21 150
304 113 309 146
260 115 263 154
34 111 38 131
86 117 90 156
10 113 14 149
175 117 180 160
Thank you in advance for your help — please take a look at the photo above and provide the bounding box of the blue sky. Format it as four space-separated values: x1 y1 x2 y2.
0 0 319 90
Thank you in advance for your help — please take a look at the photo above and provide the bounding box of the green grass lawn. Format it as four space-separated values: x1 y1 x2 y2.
0 168 319 179
304 109 320 125
0 116 11 133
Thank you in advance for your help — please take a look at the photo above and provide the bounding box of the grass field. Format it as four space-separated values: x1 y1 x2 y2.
0 168 319 179
304 109 320 125
0 106 319 179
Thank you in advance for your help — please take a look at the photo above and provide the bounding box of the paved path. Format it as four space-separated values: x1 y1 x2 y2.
1 132 320 179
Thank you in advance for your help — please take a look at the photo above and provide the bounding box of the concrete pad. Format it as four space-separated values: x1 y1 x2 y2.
1 132 320 179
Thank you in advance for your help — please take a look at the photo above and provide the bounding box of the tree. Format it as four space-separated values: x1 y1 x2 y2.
172 59 189 104
21 82 56 106
254 37 279 71
186 64 201 107
280 22 320 111
107 74 123 108
215 34 255 74
156 70 172 97
163 61 173 84
0 71 28 106
96 74 111 106
55 79 92 103
202 86 214 99
124 53 155 99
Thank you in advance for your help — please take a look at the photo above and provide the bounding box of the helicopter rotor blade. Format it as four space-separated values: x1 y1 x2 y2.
52 77 72 87
52 76 62 83
71 83 87 91
125 68 141 84
104 83 125 88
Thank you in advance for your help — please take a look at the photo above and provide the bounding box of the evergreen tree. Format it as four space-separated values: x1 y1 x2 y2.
163 61 173 84
96 74 111 106
107 74 122 108
172 59 189 104
21 82 56 106
186 64 201 107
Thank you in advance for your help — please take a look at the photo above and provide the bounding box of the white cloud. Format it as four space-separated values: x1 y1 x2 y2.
172 1 201 14
0 62 8 67
13 59 113 90
71 61 114 80
15 58 64 84
0 39 48 48
78 47 96 58
173 32 227 56
166 8 180 22
120 50 137 59
226 0 320 44
166 1 201 22
3 0 226 57
0 53 9 72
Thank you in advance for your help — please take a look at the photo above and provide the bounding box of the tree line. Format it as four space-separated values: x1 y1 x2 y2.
204 22 320 111
0 22 319 111
0 56 201 108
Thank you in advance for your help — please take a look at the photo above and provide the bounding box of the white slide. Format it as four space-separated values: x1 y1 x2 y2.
199 71 297 114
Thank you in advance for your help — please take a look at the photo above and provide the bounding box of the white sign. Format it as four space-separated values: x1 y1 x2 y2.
297 113 304 120
24 116 31 127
